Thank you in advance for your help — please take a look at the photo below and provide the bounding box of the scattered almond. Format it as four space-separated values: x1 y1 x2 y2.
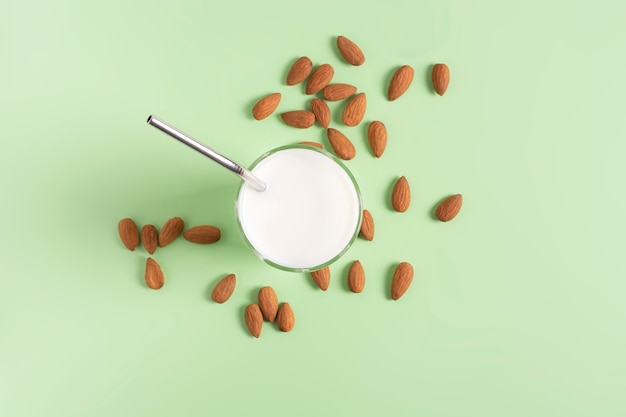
310 98 331 128
118 218 139 251
244 304 263 338
342 92 366 126
306 64 334 95
348 260 365 293
359 209 375 241
391 262 413 300
252 92 281 120
159 217 184 247
327 128 356 160
281 110 316 128
286 56 313 86
258 286 279 322
311 267 330 291
211 273 236 303
183 225 221 244
432 63 450 96
336 36 365 66
298 141 324 149
391 176 411 212
141 224 158 254
368 121 387 158
145 257 165 290
435 194 463 222
388 65 414 101
322 83 357 101
276 302 295 332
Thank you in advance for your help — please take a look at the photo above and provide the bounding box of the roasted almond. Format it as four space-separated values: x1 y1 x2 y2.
391 176 411 212
211 273 236 303
432 63 450 96
305 64 334 95
281 110 316 128
322 83 357 101
244 304 263 338
311 267 330 291
298 141 324 149
145 257 165 290
118 217 139 251
310 98 331 128
258 286 279 322
159 217 184 247
252 92 281 120
368 121 387 157
388 65 414 101
342 92 366 126
435 194 463 222
286 56 313 86
141 224 158 255
327 128 356 160
359 209 375 241
337 35 365 66
183 225 221 244
348 260 365 293
391 262 414 300
276 302 295 332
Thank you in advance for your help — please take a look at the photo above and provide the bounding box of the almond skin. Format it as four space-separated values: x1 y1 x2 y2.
368 121 387 157
145 257 165 290
327 128 356 160
118 218 139 251
311 267 330 291
348 260 365 293
337 36 365 66
141 224 158 254
392 176 411 212
310 98 331 128
388 65 414 101
359 209 374 241
298 141 324 149
276 303 295 332
342 92 366 126
211 273 236 303
435 194 463 221
306 64 334 95
245 304 263 338
391 262 414 300
322 83 357 101
281 110 316 128
286 56 313 86
432 63 450 96
159 217 184 247
252 92 281 120
183 225 221 244
258 286 279 322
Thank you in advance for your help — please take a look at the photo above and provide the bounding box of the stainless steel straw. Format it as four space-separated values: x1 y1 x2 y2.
146 115 267 192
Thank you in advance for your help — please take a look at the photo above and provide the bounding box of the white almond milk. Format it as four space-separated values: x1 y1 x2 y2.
236 147 362 271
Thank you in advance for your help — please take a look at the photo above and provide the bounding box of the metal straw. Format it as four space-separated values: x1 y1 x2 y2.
146 115 267 192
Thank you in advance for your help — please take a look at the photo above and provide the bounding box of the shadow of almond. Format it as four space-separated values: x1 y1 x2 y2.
424 64 435 94
384 263 398 300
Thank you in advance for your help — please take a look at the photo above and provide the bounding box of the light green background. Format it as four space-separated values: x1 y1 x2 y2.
1 0 625 416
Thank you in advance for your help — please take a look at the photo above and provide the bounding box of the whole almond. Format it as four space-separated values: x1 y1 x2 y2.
359 209 375 241
298 141 324 149
311 267 330 291
183 225 221 244
118 217 139 251
432 63 450 96
276 302 295 332
342 92 366 126
244 304 263 338
322 83 357 101
388 65 414 101
368 121 387 157
258 286 279 322
391 262 414 300
306 64 334 95
286 56 313 86
391 176 411 212
159 217 184 247
141 224 158 254
435 194 463 222
327 128 356 160
310 98 331 128
145 257 165 290
252 92 281 120
211 273 236 303
337 35 365 66
348 260 365 293
281 110 315 128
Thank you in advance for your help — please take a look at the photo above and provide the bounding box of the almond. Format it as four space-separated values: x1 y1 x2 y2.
359 209 374 241
252 92 281 120
183 225 221 244
342 92 366 126
158 217 184 247
258 286 279 322
141 224 158 254
244 304 263 338
305 64 334 95
286 56 313 86
211 273 236 303
327 128 356 160
310 98 331 128
391 262 413 300
145 257 165 290
322 83 357 101
118 217 139 251
435 194 463 222
276 302 295 332
432 63 450 96
348 260 365 293
388 65 414 101
281 110 315 128
391 176 411 212
368 121 387 157
311 267 330 291
298 141 324 149
337 35 365 66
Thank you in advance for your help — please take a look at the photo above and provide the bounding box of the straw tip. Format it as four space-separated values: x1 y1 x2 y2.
146 115 153 123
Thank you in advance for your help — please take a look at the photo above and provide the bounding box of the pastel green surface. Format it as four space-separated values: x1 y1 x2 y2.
1 1 625 416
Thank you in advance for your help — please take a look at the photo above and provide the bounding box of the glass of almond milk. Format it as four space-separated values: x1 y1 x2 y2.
235 144 362 272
